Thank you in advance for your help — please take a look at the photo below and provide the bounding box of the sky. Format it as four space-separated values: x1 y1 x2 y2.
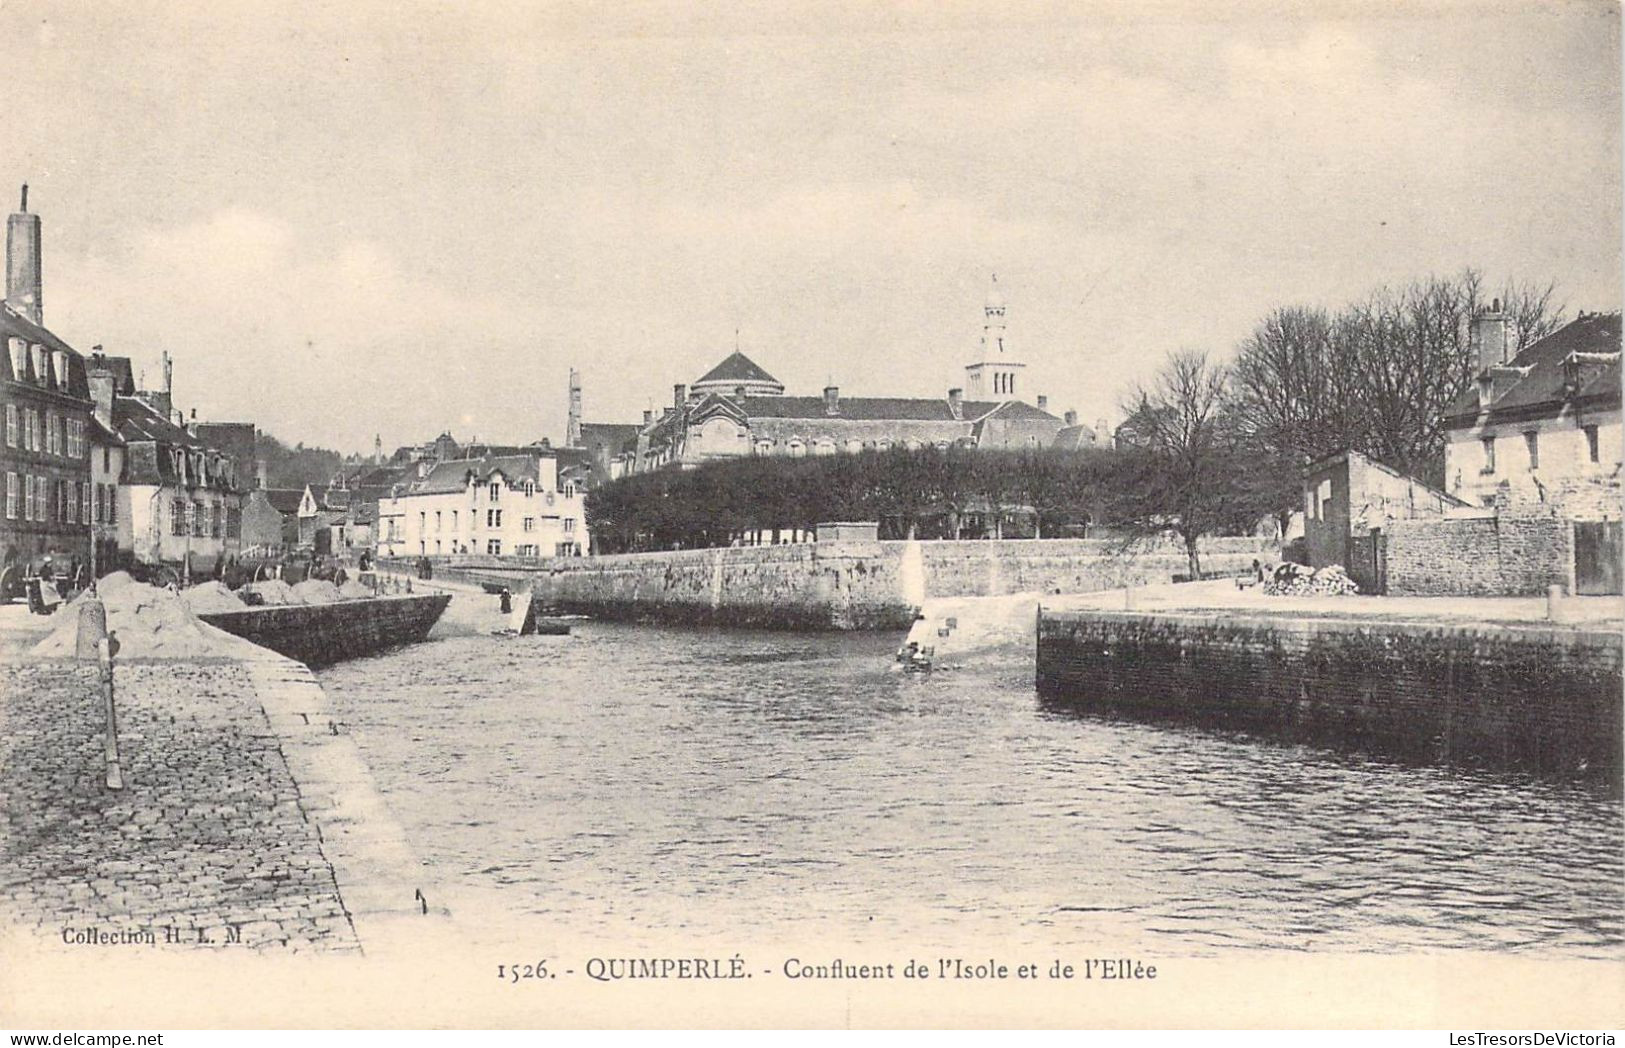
3 0 1619 453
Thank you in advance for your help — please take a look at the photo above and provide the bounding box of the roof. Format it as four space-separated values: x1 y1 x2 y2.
415 454 542 495
1445 312 1622 426
0 303 91 398
577 422 640 454
259 488 307 515
694 351 781 387
115 395 200 448
1052 423 1097 450
738 395 1047 423
88 414 124 446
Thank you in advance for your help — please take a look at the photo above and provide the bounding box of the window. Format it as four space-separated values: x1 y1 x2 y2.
451 510 458 530
173 499 189 536
563 517 576 534
419 511 427 533
1481 436 1496 474
43 411 54 455
103 446 110 471
5 472 15 519
486 539 502 555
487 508 502 528
226 506 240 539
523 481 535 497
65 481 75 524
81 482 90 526
5 403 15 447
23 475 33 521
211 502 223 538
488 481 501 501
562 481 577 498
435 510 442 531
1524 431 1539 470
1585 425 1601 464
106 484 116 526
523 517 535 532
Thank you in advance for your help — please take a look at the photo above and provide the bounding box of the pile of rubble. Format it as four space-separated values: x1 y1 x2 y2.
1263 562 1360 597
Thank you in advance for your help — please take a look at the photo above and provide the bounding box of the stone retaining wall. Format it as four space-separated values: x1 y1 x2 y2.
1036 608 1624 783
1386 513 1573 596
197 594 451 666
412 536 1277 631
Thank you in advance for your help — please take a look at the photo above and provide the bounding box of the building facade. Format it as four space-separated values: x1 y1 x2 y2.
1 188 94 589
607 279 1068 476
1442 307 1621 514
379 452 586 559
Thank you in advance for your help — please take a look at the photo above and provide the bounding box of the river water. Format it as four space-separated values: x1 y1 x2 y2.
317 607 1623 957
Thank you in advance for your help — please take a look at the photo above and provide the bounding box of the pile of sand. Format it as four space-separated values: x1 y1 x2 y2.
31 573 226 659
337 579 373 600
240 579 297 605
180 580 247 613
291 579 343 605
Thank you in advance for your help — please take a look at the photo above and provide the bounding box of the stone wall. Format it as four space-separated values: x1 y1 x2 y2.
198 594 451 666
1386 513 1573 596
1036 609 1623 782
428 536 1278 631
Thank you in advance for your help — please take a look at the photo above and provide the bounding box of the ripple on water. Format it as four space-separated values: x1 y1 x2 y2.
317 620 1625 956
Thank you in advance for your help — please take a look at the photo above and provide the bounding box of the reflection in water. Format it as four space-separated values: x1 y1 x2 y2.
317 620 1623 955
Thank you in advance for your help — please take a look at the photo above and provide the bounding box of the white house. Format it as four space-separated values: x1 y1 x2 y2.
379 452 586 559
1442 307 1621 514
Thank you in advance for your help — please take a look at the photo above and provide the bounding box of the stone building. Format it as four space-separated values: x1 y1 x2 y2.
379 451 586 559
1 187 95 590
1301 448 1466 592
1443 306 1621 511
608 279 1068 475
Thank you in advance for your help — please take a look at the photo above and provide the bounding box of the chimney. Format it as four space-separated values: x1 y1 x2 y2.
642 409 653 426
673 383 686 410
566 368 583 448
374 433 383 465
1471 298 1510 375
947 387 964 420
1037 394 1048 413
824 385 840 415
1096 417 1109 440
87 349 116 431
1064 409 1078 427
6 184 42 324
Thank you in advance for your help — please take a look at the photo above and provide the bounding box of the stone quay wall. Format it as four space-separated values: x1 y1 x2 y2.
1036 608 1624 783
197 594 451 666
0 658 359 952
412 536 1278 631
1386 513 1573 596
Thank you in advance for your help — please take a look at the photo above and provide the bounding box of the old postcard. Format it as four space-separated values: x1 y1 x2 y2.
1 0 1621 1032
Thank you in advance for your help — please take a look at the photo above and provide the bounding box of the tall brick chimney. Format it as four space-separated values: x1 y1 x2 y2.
1471 298 1511 374
824 385 840 415
566 368 583 448
87 348 116 431
6 184 43 324
1037 394 1048 413
1064 409 1078 427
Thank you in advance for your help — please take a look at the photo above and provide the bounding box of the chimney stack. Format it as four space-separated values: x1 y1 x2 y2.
374 434 383 465
6 183 43 324
87 349 116 431
566 368 583 448
642 409 653 426
1037 394 1048 413
824 385 840 415
947 387 964 420
1096 417 1109 441
1064 409 1078 427
673 383 686 410
1471 298 1511 375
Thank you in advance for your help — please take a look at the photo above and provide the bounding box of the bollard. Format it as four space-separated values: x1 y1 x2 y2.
75 597 107 659
98 637 124 791
1547 583 1566 623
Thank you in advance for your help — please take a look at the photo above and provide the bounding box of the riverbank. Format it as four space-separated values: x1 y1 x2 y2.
1034 584 1624 783
0 598 449 956
398 535 1279 631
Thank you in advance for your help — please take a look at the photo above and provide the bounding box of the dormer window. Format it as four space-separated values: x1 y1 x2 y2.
523 481 535 497
7 338 23 380
488 480 501 501
30 344 46 386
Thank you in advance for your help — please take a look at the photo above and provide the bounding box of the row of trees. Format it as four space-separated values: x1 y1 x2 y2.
588 268 1566 576
1121 269 1565 574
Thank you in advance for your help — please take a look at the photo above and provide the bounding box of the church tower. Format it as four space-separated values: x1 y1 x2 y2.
963 274 1026 401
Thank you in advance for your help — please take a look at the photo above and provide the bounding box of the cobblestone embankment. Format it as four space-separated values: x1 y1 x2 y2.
0 657 359 952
